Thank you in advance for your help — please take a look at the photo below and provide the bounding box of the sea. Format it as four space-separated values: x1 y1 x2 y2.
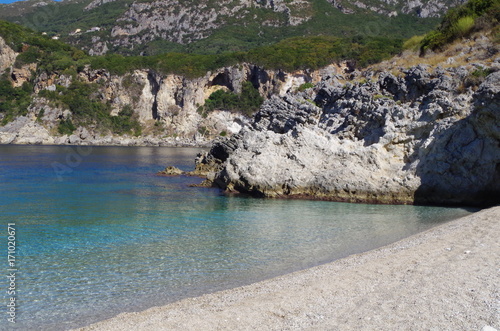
0 145 476 330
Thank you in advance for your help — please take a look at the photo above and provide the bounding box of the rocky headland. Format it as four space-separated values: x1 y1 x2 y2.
193 35 500 206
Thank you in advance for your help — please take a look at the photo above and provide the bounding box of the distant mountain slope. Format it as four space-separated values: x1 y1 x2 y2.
0 0 463 55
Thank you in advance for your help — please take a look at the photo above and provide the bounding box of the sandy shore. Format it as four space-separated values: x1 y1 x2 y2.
76 206 500 331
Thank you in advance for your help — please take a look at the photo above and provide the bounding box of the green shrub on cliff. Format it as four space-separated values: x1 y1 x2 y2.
403 35 426 51
453 16 476 37
298 82 315 91
57 118 76 135
42 80 142 136
463 67 494 87
0 20 87 72
204 89 239 113
0 20 34 51
62 82 141 135
111 105 142 136
14 46 41 68
203 82 264 117
0 78 32 125
420 0 499 53
246 36 403 71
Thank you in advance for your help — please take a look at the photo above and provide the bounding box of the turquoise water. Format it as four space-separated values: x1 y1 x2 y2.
0 145 475 330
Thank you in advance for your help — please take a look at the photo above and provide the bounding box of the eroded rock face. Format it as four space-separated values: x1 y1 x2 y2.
1 59 347 145
11 63 37 87
77 63 349 138
401 0 466 18
413 72 500 205
197 67 500 206
0 37 17 75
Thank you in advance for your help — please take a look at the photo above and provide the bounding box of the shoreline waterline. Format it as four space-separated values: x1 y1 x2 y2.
73 206 500 331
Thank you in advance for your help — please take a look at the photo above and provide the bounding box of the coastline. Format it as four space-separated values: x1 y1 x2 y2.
74 206 500 331
0 138 211 148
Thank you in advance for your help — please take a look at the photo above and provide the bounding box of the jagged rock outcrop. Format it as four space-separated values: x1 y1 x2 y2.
11 63 37 87
85 0 117 11
0 114 55 144
90 62 349 135
195 58 500 206
331 0 467 17
0 36 17 75
158 166 185 176
401 0 465 17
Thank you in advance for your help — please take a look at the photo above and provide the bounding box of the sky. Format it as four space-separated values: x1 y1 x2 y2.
0 0 60 4
0 0 26 3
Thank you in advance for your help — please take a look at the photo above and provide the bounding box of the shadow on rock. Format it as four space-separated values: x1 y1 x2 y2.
413 72 500 207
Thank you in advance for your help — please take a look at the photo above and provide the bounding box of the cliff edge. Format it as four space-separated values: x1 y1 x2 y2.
194 34 500 206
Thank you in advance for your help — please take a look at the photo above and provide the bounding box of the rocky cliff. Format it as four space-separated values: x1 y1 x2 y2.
0 36 17 75
0 34 352 145
193 34 500 206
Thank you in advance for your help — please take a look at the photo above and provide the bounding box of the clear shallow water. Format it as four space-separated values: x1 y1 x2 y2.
0 145 475 330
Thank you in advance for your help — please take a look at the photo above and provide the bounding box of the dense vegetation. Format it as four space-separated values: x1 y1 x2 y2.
0 21 140 134
1 18 405 78
246 36 403 70
0 0 132 38
38 81 142 136
0 20 89 74
420 0 499 52
201 82 264 117
0 75 32 125
87 35 403 77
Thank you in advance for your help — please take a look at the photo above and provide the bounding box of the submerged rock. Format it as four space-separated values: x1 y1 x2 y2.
158 166 185 176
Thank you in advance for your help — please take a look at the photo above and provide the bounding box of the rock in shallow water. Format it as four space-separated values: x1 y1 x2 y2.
158 166 185 176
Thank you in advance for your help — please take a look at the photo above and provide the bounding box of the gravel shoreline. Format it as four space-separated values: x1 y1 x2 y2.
75 206 500 331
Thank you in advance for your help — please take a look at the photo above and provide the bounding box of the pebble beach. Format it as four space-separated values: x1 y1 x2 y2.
76 206 500 331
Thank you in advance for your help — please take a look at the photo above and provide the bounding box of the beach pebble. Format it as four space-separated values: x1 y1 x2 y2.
482 326 498 331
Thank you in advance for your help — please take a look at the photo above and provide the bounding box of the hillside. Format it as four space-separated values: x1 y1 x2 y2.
0 0 458 56
0 13 411 145
0 0 498 150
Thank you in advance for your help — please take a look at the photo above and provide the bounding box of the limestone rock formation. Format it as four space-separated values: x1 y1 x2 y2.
195 59 500 206
0 49 349 145
0 36 17 75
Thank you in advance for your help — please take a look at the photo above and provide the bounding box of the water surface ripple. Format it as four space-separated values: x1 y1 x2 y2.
0 145 475 330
